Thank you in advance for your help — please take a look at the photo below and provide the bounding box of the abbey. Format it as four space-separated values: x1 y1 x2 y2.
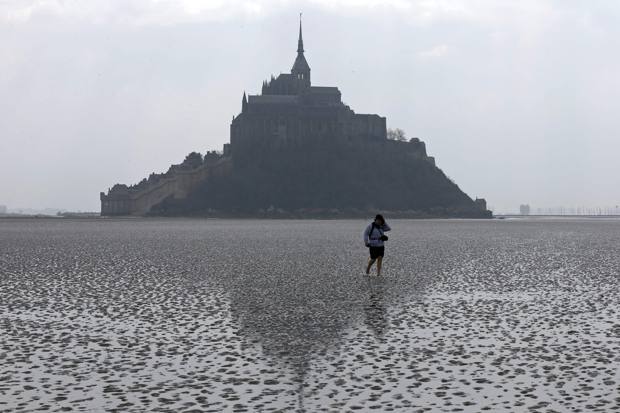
230 20 386 158
101 20 489 218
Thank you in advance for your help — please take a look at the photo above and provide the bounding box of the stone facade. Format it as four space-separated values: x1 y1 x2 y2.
230 20 387 158
100 156 231 216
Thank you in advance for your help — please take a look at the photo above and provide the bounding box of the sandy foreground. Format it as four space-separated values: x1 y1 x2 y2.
1 218 618 412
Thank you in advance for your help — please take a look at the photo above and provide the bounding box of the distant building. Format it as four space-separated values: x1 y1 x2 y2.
475 198 487 211
520 204 531 215
100 18 489 218
0 205 6 214
230 18 386 159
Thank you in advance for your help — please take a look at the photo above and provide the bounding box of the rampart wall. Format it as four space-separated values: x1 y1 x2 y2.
101 157 232 216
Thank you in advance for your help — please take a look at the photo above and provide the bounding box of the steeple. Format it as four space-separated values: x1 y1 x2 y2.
242 91 247 112
297 15 304 53
291 13 311 86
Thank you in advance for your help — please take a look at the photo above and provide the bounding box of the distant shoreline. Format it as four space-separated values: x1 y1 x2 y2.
2 214 619 221
495 214 620 219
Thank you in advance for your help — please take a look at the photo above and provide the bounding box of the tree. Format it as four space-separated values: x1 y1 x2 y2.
387 128 407 141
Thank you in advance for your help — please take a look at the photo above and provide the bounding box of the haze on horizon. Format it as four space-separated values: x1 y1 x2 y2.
1 0 618 214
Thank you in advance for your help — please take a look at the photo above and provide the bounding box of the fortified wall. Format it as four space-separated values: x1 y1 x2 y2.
100 153 231 216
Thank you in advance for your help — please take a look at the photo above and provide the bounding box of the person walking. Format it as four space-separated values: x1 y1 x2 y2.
363 214 391 276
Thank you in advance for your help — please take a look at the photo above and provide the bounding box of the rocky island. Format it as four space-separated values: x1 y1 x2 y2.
101 21 490 218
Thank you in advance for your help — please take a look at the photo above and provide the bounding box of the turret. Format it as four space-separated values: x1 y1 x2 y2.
242 91 247 112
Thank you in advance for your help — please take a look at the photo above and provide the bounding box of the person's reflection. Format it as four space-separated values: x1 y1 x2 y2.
293 361 308 413
363 281 388 339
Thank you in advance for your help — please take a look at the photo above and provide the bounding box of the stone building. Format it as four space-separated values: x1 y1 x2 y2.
101 19 489 217
230 19 387 158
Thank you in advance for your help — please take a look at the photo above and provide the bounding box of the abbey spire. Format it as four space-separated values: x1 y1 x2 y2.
291 13 311 86
297 16 304 53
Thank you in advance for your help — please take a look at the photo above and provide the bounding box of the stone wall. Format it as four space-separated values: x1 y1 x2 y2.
101 157 232 216
351 114 386 140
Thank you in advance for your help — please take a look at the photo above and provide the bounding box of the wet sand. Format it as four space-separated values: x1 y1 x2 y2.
1 218 618 412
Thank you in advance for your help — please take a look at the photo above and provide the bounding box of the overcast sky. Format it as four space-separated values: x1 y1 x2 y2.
1 0 618 213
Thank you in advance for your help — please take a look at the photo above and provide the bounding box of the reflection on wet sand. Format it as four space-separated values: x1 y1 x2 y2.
363 279 389 340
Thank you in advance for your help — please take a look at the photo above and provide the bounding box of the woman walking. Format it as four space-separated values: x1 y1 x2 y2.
363 214 391 276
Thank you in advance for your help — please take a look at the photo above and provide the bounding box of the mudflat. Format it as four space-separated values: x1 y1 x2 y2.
1 218 618 412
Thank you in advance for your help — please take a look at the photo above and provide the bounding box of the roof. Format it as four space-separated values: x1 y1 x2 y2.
291 53 310 73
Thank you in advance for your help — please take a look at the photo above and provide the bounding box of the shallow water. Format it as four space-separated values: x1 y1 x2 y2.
1 218 618 412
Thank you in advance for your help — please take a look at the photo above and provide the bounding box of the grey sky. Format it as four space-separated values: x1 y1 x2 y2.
1 0 618 213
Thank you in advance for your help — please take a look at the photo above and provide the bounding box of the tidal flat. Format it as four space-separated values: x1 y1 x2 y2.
1 218 618 412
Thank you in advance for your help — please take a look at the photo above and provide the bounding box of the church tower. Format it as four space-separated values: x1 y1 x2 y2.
291 15 311 88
